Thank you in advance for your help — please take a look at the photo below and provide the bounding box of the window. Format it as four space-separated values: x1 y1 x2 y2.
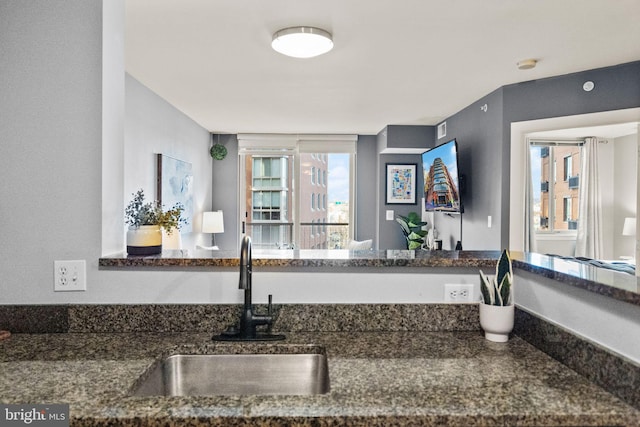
563 155 572 181
239 134 356 249
563 197 572 222
529 142 582 232
251 157 287 222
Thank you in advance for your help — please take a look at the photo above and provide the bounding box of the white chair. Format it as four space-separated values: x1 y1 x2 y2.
347 239 373 250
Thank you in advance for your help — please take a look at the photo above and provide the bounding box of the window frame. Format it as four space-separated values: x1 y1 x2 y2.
238 134 357 249
529 140 583 235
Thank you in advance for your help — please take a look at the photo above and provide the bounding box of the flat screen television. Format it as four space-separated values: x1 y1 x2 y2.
422 139 462 213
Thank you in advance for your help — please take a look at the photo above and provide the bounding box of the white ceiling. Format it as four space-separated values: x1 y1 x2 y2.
125 0 640 135
528 122 639 140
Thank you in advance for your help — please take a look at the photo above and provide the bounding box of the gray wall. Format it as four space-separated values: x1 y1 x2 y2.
211 134 240 251
0 0 107 303
439 61 640 250
432 88 504 250
376 126 435 249
355 135 378 242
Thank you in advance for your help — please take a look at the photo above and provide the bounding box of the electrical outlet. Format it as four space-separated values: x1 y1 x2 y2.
444 284 474 303
54 260 86 291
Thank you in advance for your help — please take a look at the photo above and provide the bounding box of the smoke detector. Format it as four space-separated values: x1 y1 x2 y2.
517 59 537 70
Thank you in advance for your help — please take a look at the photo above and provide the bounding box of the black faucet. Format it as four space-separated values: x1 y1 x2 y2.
213 235 285 341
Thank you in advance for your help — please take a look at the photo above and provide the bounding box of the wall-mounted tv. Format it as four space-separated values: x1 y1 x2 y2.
422 139 462 213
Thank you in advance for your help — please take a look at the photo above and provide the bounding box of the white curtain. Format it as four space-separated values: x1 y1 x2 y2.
575 137 603 258
524 138 537 252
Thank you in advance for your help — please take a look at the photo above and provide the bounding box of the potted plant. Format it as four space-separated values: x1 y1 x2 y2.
478 249 514 342
395 212 428 250
125 189 187 255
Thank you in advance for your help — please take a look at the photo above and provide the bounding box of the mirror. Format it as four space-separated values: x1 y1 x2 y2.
510 108 640 275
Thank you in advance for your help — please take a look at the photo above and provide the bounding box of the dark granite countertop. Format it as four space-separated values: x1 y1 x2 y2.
1 331 639 426
99 250 640 307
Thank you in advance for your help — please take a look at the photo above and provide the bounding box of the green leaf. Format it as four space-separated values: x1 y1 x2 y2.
408 240 422 250
395 217 410 236
497 272 512 306
407 211 421 223
479 270 494 305
407 231 424 241
495 249 512 289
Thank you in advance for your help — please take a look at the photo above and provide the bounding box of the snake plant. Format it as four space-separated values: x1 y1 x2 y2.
479 249 513 306
396 212 428 250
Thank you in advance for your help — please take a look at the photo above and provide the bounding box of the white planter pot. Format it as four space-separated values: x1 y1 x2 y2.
479 303 515 343
162 227 182 250
127 225 162 255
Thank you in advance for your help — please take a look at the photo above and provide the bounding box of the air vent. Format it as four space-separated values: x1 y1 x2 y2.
437 122 447 139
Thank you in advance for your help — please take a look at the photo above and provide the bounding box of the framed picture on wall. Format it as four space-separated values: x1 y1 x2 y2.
385 163 417 205
157 154 194 232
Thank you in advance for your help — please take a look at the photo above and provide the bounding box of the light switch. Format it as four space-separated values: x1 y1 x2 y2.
386 210 394 221
488 216 492 228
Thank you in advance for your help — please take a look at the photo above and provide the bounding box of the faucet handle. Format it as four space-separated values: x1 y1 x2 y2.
268 294 273 316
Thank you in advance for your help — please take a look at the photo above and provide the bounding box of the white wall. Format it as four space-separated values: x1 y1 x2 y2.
1 0 106 304
613 133 638 259
516 270 640 365
534 236 576 257
124 74 212 251
102 0 126 256
0 1 217 304
598 137 615 259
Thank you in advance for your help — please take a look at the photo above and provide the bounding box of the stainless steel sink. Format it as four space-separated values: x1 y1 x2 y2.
131 353 330 396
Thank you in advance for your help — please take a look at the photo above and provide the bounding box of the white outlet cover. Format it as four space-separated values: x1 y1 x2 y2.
54 260 87 292
444 284 474 303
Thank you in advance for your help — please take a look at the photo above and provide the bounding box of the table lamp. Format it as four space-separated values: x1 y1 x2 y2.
198 211 224 250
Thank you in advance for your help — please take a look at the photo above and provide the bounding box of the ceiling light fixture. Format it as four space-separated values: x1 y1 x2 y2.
517 59 537 70
272 26 333 58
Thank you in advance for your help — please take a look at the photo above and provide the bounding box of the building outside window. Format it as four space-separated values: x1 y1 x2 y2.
238 135 356 249
530 143 582 232
247 156 291 247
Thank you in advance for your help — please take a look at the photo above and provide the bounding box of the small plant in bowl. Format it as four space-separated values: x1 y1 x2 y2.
125 189 186 235
478 249 514 342
479 249 513 306
125 189 187 255
396 212 428 250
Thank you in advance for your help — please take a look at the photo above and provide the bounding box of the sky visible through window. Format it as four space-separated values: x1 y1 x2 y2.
328 154 349 203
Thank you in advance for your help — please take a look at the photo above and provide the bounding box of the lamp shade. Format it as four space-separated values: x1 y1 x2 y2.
622 217 636 237
271 26 333 58
202 211 224 234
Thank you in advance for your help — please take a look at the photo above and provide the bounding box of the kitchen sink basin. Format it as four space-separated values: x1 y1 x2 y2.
131 353 330 396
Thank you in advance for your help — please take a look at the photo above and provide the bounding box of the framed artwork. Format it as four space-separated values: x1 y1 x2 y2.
385 163 417 205
157 154 193 232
